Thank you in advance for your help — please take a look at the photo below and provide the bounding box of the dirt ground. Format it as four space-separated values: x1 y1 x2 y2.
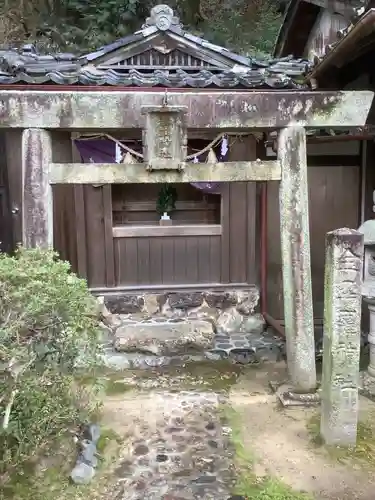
229 362 375 500
10 361 375 500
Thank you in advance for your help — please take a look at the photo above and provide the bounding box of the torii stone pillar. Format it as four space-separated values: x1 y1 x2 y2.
278 126 317 392
22 128 53 249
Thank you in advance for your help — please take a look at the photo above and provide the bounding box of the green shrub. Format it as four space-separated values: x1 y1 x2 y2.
0 247 101 472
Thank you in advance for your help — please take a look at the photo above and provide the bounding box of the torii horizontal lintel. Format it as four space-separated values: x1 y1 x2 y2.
0 90 372 129
49 161 281 184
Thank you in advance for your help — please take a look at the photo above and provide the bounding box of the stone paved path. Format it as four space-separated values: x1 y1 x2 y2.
102 388 234 500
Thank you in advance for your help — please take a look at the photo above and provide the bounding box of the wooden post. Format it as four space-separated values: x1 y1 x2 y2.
22 128 53 249
321 228 363 446
278 126 316 392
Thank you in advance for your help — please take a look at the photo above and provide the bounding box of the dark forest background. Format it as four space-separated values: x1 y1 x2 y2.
0 0 289 57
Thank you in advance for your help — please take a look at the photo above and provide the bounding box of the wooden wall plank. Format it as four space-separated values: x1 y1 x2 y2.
84 186 107 287
114 235 221 285
220 184 230 283
103 185 115 287
114 238 122 286
173 238 187 283
198 236 211 282
125 238 138 283
162 238 175 284
51 132 76 270
222 135 257 284
149 238 163 284
229 182 248 282
65 185 78 270
210 234 221 281
266 163 361 321
363 140 375 222
186 237 199 283
137 238 150 285
246 180 257 284
74 185 88 279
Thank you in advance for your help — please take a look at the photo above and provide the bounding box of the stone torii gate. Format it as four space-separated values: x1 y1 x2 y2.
1 89 372 393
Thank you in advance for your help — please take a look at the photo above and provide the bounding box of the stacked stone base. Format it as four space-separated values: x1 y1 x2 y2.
97 288 285 369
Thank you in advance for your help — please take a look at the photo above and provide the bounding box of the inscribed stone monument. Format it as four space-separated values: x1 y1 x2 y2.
320 228 363 446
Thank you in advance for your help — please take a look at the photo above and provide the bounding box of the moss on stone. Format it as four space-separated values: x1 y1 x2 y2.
99 360 245 392
308 412 375 467
103 378 133 395
96 428 123 454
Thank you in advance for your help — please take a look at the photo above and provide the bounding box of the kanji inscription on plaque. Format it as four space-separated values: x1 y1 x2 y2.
141 105 187 171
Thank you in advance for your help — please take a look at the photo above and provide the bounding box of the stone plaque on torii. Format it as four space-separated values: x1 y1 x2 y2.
141 103 187 171
7 88 373 398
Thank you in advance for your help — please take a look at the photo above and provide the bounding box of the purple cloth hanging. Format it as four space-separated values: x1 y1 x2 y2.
75 139 116 163
74 139 222 194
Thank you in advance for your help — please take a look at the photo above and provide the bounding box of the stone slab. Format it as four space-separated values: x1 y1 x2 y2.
114 320 215 356
269 381 321 407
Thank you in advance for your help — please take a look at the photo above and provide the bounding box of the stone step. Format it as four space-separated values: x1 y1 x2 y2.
100 326 285 371
97 296 284 370
114 319 215 356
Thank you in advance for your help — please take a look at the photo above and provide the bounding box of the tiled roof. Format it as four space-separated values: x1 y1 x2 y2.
0 5 311 89
0 51 309 88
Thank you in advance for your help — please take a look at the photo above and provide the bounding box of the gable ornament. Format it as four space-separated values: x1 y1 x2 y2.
142 5 182 31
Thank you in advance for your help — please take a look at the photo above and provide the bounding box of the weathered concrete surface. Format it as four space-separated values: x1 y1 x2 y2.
22 128 53 248
49 160 281 184
278 126 316 392
0 90 372 129
114 320 215 356
321 228 363 446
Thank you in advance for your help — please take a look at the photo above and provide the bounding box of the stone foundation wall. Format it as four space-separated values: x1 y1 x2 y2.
103 288 263 334
96 287 287 369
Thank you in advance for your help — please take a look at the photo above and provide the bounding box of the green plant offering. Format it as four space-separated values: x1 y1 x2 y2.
156 183 177 215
